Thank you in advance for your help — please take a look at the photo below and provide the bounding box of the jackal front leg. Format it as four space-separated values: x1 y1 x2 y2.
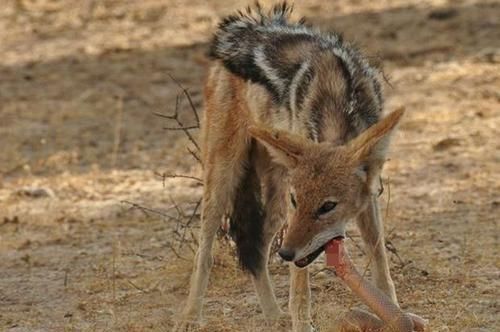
252 221 285 321
174 161 244 330
289 265 313 332
251 170 287 321
174 195 223 331
356 196 398 303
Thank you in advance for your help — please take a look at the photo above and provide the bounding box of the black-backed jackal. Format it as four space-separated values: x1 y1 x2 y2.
175 3 404 331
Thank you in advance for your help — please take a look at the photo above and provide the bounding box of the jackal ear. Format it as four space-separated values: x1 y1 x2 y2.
349 108 405 192
349 107 405 163
248 125 308 168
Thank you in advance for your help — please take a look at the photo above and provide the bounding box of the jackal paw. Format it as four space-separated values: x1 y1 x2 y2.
406 312 428 332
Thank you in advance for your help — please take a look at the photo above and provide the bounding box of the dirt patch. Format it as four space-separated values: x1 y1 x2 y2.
0 0 498 331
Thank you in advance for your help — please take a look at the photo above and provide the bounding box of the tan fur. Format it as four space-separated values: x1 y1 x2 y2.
174 62 404 332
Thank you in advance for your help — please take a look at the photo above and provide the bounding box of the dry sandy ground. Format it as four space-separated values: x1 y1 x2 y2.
0 0 499 331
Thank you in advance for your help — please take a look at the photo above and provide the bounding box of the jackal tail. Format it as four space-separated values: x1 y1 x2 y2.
229 141 265 276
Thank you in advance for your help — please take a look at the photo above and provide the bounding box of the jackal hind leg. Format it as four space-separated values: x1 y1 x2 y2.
175 138 249 331
251 165 288 322
356 196 398 303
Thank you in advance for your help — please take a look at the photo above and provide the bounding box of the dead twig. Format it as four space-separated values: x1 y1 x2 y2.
111 96 123 167
169 195 186 219
153 94 200 151
167 72 200 127
167 242 190 261
187 147 202 166
126 279 147 293
385 240 406 267
178 199 202 250
381 178 406 266
346 232 366 256
154 171 202 184
163 126 199 131
151 112 177 120
126 279 162 294
112 242 117 303
384 176 391 221
121 200 178 221
147 75 205 258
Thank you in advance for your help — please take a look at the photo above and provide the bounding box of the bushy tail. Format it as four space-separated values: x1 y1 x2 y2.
229 141 265 276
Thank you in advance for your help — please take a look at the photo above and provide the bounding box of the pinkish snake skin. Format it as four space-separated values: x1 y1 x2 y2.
326 239 427 331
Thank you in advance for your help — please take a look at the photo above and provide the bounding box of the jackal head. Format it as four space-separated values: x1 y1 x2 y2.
249 108 404 268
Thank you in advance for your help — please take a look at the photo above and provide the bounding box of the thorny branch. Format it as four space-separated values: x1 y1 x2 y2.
163 125 199 131
153 94 200 152
123 75 206 259
121 200 178 221
187 147 202 166
121 198 200 255
154 171 203 185
153 73 203 155
178 199 202 250
167 73 201 128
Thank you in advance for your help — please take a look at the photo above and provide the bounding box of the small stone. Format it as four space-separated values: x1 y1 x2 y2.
433 138 461 151
428 8 458 20
316 271 329 280
15 187 55 198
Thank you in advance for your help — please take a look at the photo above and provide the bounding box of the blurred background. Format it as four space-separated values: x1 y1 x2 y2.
0 0 498 331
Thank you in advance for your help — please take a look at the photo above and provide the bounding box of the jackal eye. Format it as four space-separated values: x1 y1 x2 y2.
317 201 337 216
290 193 297 208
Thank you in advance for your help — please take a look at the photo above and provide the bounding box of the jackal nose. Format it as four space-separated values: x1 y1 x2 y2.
278 248 295 261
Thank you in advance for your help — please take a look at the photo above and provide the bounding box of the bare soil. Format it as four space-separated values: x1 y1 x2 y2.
0 1 498 331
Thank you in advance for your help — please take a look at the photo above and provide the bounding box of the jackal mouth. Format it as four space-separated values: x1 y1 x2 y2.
294 235 345 268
